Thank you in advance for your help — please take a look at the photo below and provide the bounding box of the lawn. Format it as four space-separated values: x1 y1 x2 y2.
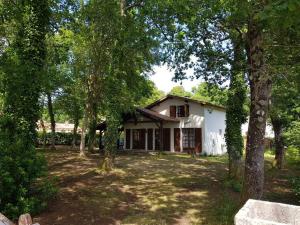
33 148 299 225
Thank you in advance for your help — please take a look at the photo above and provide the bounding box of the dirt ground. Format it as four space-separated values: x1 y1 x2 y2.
33 148 299 225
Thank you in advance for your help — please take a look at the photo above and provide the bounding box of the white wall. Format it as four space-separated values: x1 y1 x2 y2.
242 118 274 138
203 108 227 155
151 98 205 128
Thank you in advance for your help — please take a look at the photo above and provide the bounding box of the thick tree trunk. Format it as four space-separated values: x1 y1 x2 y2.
271 116 285 169
79 111 87 157
72 118 79 149
241 19 272 203
226 36 246 181
47 92 56 150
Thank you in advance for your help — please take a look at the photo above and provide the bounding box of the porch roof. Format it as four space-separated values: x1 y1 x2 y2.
136 108 180 122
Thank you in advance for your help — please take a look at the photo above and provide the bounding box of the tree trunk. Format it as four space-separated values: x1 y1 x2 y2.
79 109 88 157
271 116 285 169
47 92 56 150
120 0 126 16
40 118 47 149
241 19 272 203
72 118 79 149
87 105 97 153
226 36 247 181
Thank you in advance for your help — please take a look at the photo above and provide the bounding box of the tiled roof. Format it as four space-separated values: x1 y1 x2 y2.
146 94 226 111
136 108 180 122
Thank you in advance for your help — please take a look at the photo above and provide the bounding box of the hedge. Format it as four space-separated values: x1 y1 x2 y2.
36 132 101 146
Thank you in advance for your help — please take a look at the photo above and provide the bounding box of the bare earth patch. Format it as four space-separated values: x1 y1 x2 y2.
33 148 299 225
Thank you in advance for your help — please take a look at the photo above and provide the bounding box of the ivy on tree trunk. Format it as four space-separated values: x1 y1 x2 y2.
47 92 56 150
225 36 247 181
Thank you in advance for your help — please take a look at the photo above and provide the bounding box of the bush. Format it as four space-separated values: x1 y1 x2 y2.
291 177 300 203
224 179 242 193
36 132 100 146
0 116 56 219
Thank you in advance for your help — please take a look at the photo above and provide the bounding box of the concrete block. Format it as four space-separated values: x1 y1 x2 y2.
235 199 300 225
0 213 14 225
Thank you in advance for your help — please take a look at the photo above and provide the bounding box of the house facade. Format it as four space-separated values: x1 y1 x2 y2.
123 95 227 155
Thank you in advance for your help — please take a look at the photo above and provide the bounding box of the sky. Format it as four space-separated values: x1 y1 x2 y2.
150 65 203 93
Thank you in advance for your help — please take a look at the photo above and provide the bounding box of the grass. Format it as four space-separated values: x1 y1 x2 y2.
33 147 299 225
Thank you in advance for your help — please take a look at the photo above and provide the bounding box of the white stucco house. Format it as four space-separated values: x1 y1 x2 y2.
123 95 227 155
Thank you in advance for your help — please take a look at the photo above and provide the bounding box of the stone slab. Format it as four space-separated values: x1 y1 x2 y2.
235 199 300 225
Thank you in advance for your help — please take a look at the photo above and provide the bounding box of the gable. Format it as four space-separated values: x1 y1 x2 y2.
146 95 226 112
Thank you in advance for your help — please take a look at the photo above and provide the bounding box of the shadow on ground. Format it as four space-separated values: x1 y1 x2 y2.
33 148 299 225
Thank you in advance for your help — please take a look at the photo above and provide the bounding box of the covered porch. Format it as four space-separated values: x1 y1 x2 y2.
124 108 180 151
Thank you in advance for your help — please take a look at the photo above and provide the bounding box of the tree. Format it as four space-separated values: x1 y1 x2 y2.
191 82 228 106
139 80 165 107
269 72 300 168
169 85 191 97
0 0 53 218
144 0 300 202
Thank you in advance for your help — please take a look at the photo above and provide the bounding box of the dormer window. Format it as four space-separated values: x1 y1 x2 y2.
170 104 189 118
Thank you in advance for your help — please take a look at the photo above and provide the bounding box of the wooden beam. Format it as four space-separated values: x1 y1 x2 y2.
159 121 164 151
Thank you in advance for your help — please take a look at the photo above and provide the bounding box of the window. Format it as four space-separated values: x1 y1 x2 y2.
170 104 189 118
182 128 195 149
177 105 185 117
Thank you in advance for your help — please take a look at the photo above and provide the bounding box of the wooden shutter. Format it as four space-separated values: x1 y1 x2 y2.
174 128 181 152
170 105 176 118
194 128 202 153
185 104 190 117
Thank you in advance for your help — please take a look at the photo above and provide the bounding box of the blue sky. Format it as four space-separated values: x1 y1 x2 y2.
150 65 203 93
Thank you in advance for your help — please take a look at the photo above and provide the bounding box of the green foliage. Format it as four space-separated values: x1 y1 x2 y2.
192 82 228 106
291 177 300 203
224 179 242 193
0 116 56 219
169 85 191 97
139 80 165 107
36 132 80 146
225 72 247 169
0 0 56 219
214 193 239 225
284 121 300 148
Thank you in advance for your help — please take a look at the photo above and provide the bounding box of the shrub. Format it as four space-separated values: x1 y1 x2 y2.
0 116 56 219
224 179 242 193
36 132 100 146
291 177 300 203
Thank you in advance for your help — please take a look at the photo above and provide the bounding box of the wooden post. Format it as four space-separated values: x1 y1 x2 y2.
159 121 164 151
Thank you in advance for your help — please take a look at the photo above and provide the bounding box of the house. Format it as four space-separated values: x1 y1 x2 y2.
123 95 227 155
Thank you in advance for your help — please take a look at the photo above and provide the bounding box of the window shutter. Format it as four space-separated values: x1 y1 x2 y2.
170 105 176 118
185 104 190 117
